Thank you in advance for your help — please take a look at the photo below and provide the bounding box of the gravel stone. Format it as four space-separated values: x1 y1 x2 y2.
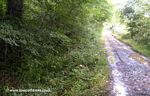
104 31 150 96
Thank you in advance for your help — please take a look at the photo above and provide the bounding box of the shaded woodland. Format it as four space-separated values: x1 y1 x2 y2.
0 0 111 95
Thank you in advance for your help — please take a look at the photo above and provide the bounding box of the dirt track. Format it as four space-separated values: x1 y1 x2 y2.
104 30 150 96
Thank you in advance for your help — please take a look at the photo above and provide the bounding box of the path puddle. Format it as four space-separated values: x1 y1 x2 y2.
107 51 116 64
108 56 116 64
129 53 146 64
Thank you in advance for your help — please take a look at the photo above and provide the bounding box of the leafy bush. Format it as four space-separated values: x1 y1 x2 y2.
121 0 150 45
0 0 111 95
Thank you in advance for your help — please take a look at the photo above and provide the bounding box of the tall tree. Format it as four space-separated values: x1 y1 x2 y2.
7 0 23 18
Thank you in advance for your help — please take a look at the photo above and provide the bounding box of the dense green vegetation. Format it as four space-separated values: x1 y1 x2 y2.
120 0 150 45
115 0 150 57
0 0 112 95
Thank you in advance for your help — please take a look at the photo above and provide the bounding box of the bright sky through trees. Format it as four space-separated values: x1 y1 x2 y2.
111 0 129 8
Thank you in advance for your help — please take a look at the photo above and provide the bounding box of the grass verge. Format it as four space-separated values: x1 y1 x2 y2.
82 33 109 96
114 33 150 58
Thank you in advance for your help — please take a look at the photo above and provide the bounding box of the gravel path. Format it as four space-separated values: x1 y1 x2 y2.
104 30 150 96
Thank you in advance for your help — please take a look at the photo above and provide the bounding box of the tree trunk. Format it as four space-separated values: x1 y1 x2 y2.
7 0 23 18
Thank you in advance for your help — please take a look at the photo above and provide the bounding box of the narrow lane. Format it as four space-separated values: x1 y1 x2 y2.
104 30 150 96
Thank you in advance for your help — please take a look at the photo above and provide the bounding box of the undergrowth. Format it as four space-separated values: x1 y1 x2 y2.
0 0 111 96
0 20 109 96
